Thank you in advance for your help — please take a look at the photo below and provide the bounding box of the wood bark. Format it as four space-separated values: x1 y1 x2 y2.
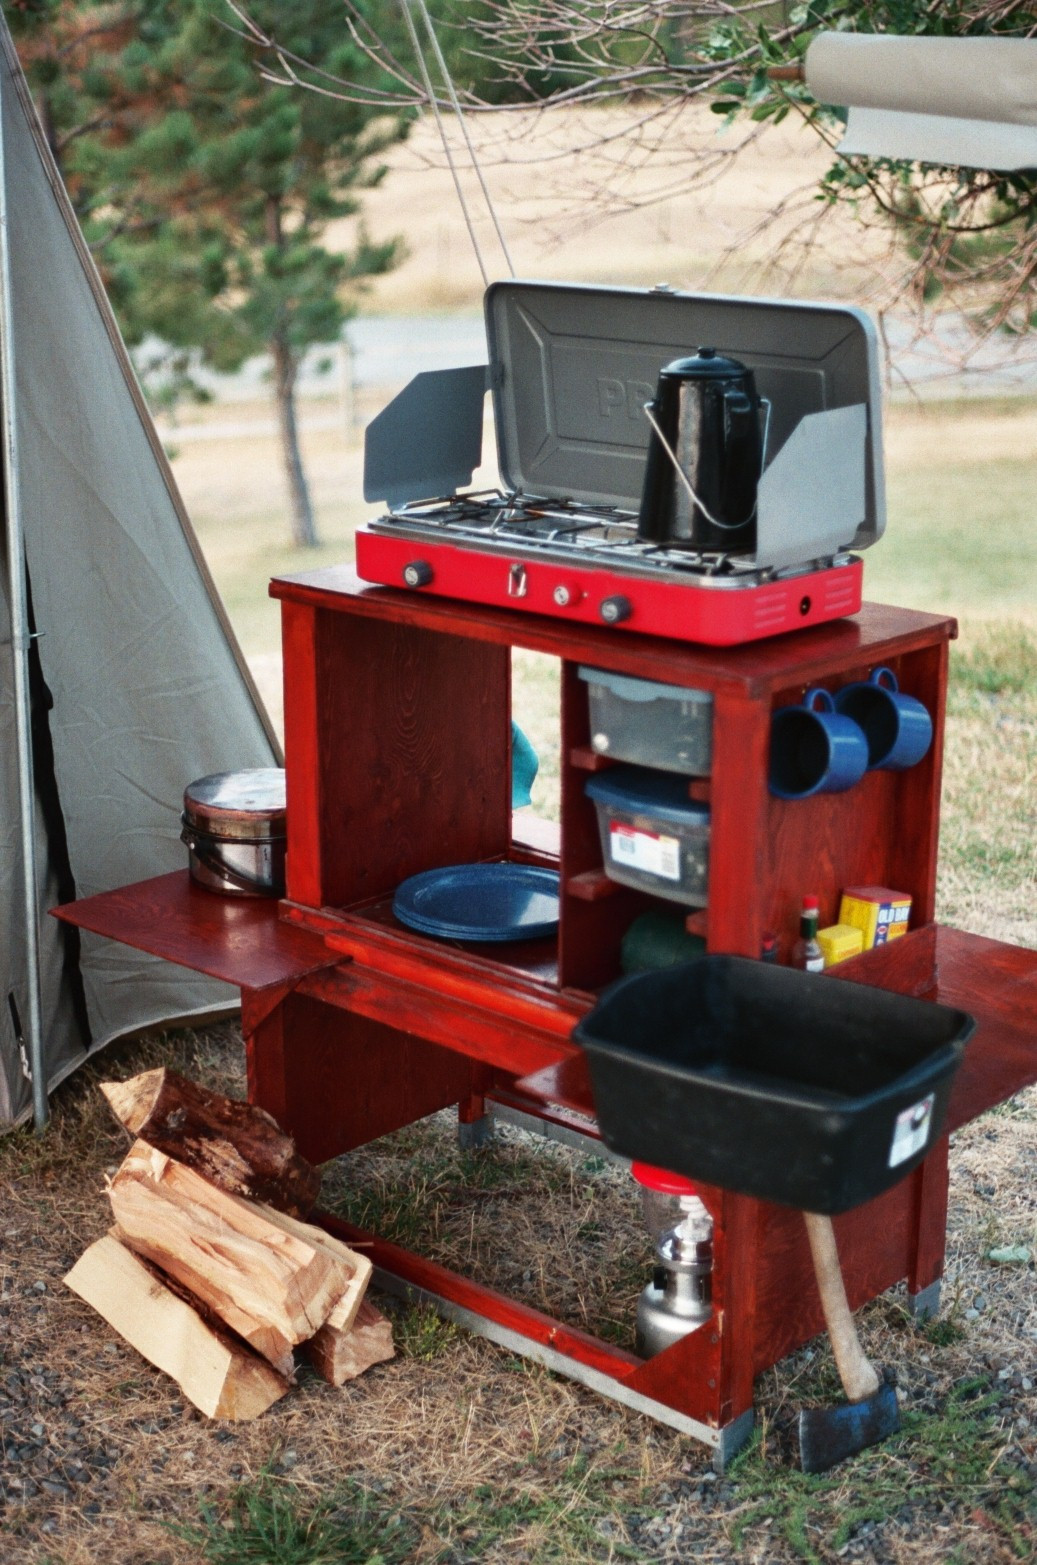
266 194 317 548
108 1141 352 1375
302 1297 395 1387
65 1233 290 1420
100 1068 320 1217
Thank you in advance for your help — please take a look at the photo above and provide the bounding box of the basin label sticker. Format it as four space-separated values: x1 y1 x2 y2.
609 823 681 881
888 1093 935 1167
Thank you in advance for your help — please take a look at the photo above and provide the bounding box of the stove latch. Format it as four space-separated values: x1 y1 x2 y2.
507 563 529 599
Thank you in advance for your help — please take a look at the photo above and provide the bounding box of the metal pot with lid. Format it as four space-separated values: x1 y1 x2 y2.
637 347 767 555
181 768 287 898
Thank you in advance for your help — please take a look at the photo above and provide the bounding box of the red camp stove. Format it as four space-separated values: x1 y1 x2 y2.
356 281 885 647
357 490 864 647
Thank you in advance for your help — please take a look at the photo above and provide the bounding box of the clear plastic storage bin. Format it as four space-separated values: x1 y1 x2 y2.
585 765 710 906
579 667 713 774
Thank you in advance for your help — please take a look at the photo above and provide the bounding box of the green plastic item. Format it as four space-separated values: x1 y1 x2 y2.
620 911 707 974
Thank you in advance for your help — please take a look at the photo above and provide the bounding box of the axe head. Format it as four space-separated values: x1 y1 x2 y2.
798 1377 900 1474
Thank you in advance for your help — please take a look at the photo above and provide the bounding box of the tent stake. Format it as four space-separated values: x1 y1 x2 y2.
0 72 48 1130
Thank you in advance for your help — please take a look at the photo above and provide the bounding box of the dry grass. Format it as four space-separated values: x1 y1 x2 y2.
330 108 886 314
320 1116 647 1347
0 1026 1034 1564
0 1026 686 1564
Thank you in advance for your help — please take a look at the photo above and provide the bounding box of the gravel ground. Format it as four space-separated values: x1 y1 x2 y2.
0 1021 1034 1564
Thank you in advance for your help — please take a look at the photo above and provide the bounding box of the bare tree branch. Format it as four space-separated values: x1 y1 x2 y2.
221 0 1037 360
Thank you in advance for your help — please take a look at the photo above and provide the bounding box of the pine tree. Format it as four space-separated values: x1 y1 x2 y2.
8 0 405 546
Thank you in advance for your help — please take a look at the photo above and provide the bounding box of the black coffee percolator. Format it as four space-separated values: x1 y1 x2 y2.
637 348 766 554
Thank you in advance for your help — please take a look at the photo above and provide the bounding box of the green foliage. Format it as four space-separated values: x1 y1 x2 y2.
920 1313 966 1347
171 1474 418 1565
706 3 1037 324
394 1300 460 1360
174 1453 649 1565
726 1376 1036 1563
67 0 403 369
6 0 407 539
463 2 1037 327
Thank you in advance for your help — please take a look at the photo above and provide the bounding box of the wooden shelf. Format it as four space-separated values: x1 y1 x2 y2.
565 870 620 903
270 568 957 700
324 896 563 995
569 745 614 772
832 924 1037 1132
52 871 335 993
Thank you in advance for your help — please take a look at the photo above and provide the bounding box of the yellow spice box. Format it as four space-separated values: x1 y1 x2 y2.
817 924 865 968
838 887 912 949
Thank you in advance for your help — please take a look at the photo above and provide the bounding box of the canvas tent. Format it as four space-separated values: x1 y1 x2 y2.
0 20 280 1129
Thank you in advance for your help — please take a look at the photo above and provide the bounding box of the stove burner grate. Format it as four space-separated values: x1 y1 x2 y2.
378 491 768 580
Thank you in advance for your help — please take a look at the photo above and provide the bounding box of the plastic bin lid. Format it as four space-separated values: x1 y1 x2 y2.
577 666 712 705
585 766 710 825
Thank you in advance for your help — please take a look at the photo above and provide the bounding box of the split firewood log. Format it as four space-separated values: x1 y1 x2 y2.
302 1297 395 1387
65 1233 291 1420
108 1141 357 1375
100 1068 320 1217
253 1204 373 1335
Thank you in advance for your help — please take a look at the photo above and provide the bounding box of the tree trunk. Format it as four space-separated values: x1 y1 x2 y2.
272 331 318 547
266 194 318 547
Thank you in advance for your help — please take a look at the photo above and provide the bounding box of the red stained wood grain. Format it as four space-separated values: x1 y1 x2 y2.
52 870 334 992
833 925 1037 1131
246 992 489 1165
281 600 512 911
293 962 575 1082
270 570 956 700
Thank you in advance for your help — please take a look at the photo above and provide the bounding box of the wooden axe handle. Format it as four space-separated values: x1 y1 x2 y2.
803 1211 880 1404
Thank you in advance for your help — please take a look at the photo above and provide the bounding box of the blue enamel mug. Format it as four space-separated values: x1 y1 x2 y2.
769 687 869 799
833 667 933 771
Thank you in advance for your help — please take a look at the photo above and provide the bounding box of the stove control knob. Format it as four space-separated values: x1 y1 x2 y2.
552 583 582 607
599 594 632 625
402 560 433 588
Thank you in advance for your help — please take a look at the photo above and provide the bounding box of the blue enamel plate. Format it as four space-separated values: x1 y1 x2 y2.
392 863 560 943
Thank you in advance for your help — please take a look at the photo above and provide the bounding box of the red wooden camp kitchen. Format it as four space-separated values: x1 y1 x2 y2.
55 570 1037 1467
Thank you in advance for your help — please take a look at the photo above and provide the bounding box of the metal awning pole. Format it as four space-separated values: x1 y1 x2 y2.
0 72 48 1131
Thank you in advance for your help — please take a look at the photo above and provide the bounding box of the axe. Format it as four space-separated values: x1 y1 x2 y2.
798 1211 900 1473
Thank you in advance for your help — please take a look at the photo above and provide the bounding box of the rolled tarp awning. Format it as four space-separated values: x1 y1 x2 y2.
804 34 1037 169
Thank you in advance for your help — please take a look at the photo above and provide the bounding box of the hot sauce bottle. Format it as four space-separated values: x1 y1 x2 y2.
792 895 825 972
